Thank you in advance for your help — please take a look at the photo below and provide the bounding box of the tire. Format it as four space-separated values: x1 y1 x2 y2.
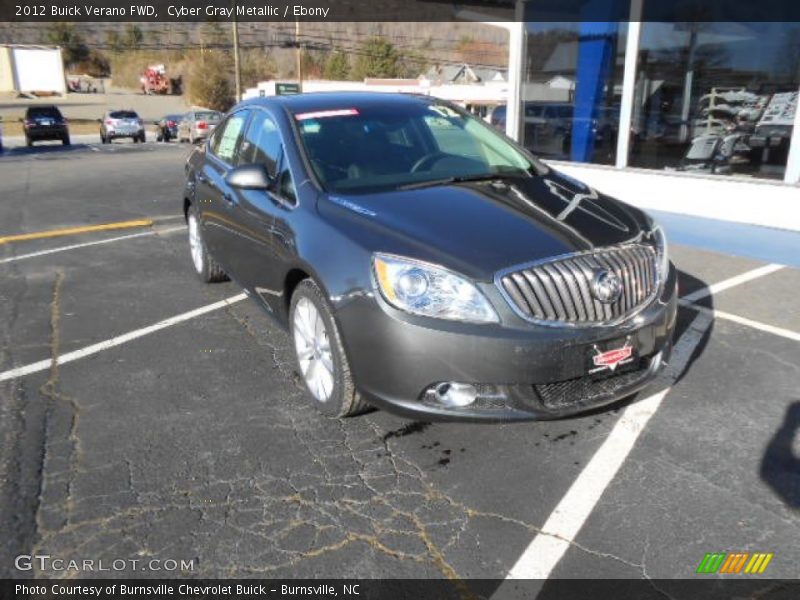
156 132 163 142
290 279 369 418
187 203 227 283
62 134 70 146
139 132 146 143
26 136 32 148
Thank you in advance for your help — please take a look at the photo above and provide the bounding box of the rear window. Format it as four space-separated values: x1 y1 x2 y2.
109 111 139 119
196 112 221 121
27 106 61 118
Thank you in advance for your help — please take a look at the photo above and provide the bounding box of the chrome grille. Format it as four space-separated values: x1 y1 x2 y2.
497 245 658 325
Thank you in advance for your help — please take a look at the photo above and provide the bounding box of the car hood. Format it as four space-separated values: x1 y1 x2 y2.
318 169 652 281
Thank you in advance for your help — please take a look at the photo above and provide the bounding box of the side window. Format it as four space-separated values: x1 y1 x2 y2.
238 111 282 175
278 166 296 203
210 112 247 164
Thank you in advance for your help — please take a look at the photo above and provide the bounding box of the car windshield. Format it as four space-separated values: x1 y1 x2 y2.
294 102 541 194
110 111 138 119
196 112 221 121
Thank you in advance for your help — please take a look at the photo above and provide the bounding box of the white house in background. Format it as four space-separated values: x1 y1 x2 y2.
0 45 66 95
422 63 507 85
546 75 574 91
243 78 510 114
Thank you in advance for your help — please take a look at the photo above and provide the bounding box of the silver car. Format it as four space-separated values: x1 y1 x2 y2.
100 110 146 144
177 110 222 144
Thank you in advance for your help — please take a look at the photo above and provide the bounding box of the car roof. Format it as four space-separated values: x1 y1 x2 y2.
238 92 438 115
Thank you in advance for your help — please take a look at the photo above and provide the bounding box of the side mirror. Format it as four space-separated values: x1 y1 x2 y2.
225 164 273 190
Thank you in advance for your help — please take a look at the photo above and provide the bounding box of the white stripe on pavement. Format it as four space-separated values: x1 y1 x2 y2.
680 300 800 343
0 293 247 383
493 262 784 591
494 312 713 588
680 263 784 303
0 226 185 265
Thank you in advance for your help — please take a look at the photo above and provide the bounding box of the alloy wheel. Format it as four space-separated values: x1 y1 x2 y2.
188 214 204 273
293 297 335 402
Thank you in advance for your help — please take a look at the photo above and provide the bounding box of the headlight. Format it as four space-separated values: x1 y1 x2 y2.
651 225 669 280
373 254 499 323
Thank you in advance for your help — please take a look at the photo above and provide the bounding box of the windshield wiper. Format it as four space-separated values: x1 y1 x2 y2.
397 173 505 191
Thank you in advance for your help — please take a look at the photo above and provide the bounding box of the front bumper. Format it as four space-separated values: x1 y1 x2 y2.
336 264 678 421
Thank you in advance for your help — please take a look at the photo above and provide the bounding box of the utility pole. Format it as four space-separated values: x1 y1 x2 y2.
232 1 242 100
295 19 303 91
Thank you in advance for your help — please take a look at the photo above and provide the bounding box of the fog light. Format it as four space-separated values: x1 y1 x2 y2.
434 382 477 407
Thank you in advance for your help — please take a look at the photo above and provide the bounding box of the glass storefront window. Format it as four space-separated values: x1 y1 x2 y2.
629 22 800 180
517 0 629 165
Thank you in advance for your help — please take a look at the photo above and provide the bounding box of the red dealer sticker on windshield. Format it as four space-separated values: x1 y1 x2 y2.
294 109 359 120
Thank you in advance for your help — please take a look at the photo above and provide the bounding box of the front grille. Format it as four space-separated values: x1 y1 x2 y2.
535 358 650 409
498 245 658 325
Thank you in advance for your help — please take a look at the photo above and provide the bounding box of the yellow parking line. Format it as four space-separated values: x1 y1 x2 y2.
0 219 154 245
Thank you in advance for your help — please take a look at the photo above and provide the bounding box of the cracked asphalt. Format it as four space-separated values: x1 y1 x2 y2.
0 139 799 587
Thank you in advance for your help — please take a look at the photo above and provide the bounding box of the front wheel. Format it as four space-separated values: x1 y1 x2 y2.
290 280 368 418
187 204 227 283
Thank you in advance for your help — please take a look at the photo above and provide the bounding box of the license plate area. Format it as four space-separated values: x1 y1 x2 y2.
585 337 638 379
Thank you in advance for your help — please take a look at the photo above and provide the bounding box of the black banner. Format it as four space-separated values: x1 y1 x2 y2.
4 579 800 600
3 0 800 23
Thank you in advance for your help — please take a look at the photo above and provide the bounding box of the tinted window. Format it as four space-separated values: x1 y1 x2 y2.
210 112 247 163
295 102 537 194
28 106 62 118
196 111 222 122
278 168 296 203
109 111 138 119
238 111 282 174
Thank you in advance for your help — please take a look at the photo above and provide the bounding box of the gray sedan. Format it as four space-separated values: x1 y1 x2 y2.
177 110 222 144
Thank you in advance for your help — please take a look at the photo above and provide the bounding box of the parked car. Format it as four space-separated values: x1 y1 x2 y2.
23 105 70 147
490 104 507 130
183 93 677 421
155 113 183 142
100 110 145 144
177 110 222 144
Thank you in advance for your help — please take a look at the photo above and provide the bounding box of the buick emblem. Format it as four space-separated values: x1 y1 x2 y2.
592 270 623 304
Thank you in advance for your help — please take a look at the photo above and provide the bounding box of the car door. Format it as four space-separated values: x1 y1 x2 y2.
194 109 250 278
225 109 294 307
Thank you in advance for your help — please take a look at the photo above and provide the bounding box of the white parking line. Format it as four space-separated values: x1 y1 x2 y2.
0 226 185 265
0 293 247 383
680 300 800 343
679 263 784 303
493 262 784 591
494 312 712 589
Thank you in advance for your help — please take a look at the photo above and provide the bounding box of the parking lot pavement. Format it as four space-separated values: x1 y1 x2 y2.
1 144 798 585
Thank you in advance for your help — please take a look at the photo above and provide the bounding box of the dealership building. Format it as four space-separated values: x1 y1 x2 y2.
494 1 800 232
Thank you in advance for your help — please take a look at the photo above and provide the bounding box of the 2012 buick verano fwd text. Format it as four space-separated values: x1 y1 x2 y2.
182 92 677 421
